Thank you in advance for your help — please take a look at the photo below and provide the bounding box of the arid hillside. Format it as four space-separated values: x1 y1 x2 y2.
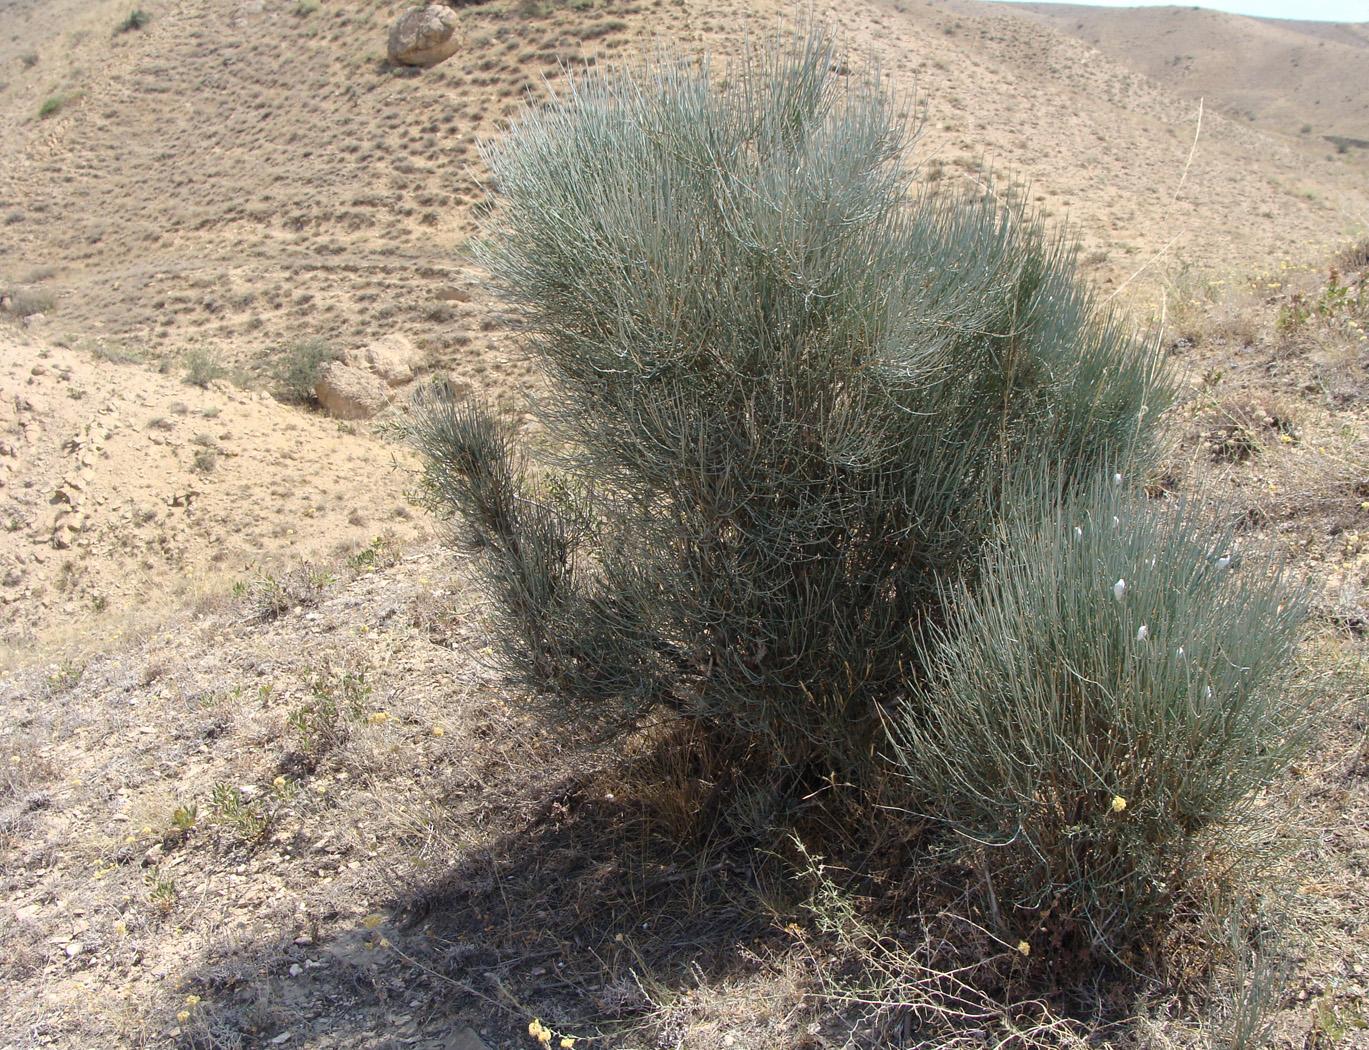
4 0 1363 659
1001 2 1369 146
1 0 1366 378
2 1 1368 1048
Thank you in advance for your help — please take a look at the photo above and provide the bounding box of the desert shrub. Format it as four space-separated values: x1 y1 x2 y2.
1203 394 1298 462
37 95 66 119
235 565 331 621
1336 237 1369 273
2 286 56 318
889 475 1309 957
273 337 340 403
116 9 150 33
407 29 1172 819
182 345 226 388
1277 267 1367 343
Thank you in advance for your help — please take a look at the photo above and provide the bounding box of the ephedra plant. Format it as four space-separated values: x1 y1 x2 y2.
406 25 1309 962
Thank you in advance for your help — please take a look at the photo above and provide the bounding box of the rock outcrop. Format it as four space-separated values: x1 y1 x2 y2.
315 362 392 420
345 333 423 387
388 5 461 67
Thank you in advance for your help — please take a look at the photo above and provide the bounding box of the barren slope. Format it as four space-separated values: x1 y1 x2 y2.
1 0 1366 383
0 325 429 661
1002 2 1369 145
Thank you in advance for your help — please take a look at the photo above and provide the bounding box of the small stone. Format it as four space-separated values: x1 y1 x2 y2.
448 1027 494 1050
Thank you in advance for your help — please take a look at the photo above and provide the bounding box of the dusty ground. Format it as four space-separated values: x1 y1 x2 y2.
0 475 1364 1049
1 0 1367 1046
0 325 431 660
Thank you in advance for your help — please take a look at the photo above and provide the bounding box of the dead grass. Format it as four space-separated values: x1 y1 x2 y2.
1201 393 1300 463
0 519 1364 1049
2 285 56 318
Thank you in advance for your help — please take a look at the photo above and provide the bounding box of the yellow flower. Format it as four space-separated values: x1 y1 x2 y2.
1111 795 1127 813
273 775 287 788
362 913 384 930
561 1039 575 1049
366 711 389 725
184 995 201 1006
176 1010 190 1024
431 724 445 737
1016 939 1030 956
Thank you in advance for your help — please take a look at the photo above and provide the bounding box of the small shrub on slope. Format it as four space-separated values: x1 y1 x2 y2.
116 9 150 33
274 337 341 404
182 345 226 388
890 475 1310 958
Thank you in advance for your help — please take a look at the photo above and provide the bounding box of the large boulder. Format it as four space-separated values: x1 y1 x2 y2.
315 363 392 420
345 333 422 387
388 5 461 67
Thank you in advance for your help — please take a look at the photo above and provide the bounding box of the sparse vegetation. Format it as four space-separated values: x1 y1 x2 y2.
1277 266 1367 336
89 341 143 364
346 532 402 573
170 802 198 833
235 565 331 621
37 94 67 119
2 286 56 318
182 345 226 388
116 9 150 33
206 782 271 843
273 337 340 403
287 670 370 759
145 868 177 911
1204 393 1299 462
